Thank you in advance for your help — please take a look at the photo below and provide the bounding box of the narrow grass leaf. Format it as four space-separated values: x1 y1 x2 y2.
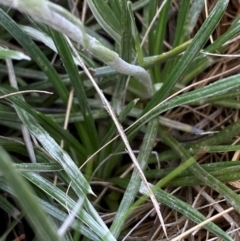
57 171 115 239
17 109 94 195
101 98 139 145
161 0 191 79
148 0 158 56
145 161 240 179
1 163 61 175
39 199 99 241
23 172 116 241
0 46 30 60
37 112 87 159
0 86 93 195
205 16 240 52
144 0 229 112
110 118 159 238
0 146 63 241
139 182 233 241
128 73 240 136
112 0 133 114
181 0 205 42
132 0 149 11
0 195 20 218
143 40 191 69
86 0 121 43
0 8 70 105
127 2 144 66
50 29 99 152
159 125 240 215
151 0 171 81
98 99 140 178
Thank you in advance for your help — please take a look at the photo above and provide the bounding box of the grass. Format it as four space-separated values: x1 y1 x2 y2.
0 0 240 240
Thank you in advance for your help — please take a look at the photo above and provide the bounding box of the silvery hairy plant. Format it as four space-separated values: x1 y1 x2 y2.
1 0 153 97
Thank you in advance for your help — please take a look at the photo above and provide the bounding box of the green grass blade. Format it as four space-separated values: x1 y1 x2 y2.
86 0 121 43
205 16 240 52
159 124 240 214
180 16 240 85
108 0 121 21
23 172 115 241
39 199 99 241
0 85 93 195
161 0 191 79
50 29 99 152
101 98 139 145
98 99 139 178
139 182 233 241
112 0 133 114
110 118 159 238
145 161 240 179
0 46 30 60
0 8 70 105
127 2 144 66
0 146 63 241
111 161 240 188
143 40 191 69
37 112 88 159
172 0 191 47
181 0 205 42
148 0 157 56
0 163 61 175
151 0 171 82
144 0 229 112
128 73 240 136
56 171 114 239
132 0 149 11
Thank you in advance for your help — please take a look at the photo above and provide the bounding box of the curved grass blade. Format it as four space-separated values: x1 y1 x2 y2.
139 182 233 241
148 0 157 57
0 85 93 195
0 146 63 241
37 112 88 159
127 2 144 66
151 0 171 81
0 163 61 177
23 172 116 241
181 15 240 85
39 199 99 241
56 171 115 240
161 0 191 79
98 99 139 177
144 0 229 113
86 0 121 43
110 118 159 238
127 73 240 137
50 29 99 153
112 0 133 114
159 124 240 215
0 46 30 60
0 8 70 105
181 0 205 42
143 40 191 69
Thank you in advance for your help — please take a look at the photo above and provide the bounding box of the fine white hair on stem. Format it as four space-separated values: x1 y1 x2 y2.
1 0 153 97
108 58 153 96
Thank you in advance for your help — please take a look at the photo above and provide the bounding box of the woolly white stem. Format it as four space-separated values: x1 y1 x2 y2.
108 57 152 93
1 0 153 97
